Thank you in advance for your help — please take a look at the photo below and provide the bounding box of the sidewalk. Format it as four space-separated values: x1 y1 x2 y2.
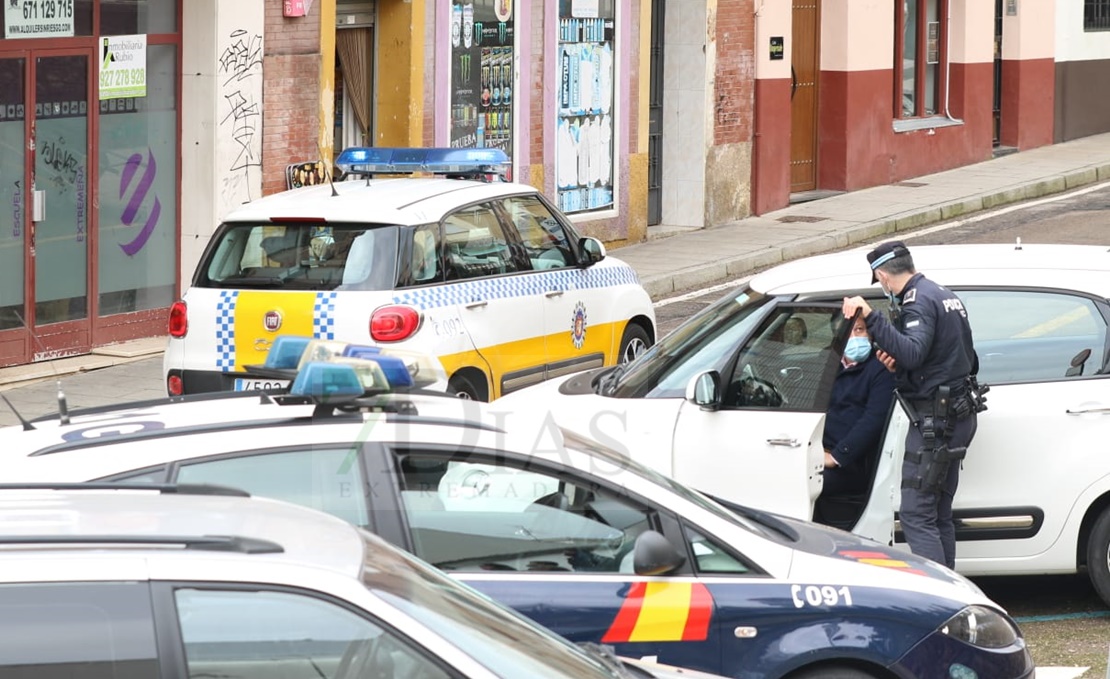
622 131 1110 299
2 130 1110 402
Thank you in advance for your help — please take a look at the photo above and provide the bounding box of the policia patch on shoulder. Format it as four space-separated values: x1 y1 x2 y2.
903 288 917 304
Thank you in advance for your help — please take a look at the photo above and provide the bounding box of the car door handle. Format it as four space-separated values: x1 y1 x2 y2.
464 300 488 310
1066 406 1110 415
767 437 801 448
545 290 564 298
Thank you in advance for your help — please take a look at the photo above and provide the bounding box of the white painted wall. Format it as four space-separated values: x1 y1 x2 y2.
755 0 790 80
180 0 265 291
950 0 994 65
822 0 893 72
1002 0 1054 60
1056 0 1110 62
661 0 706 227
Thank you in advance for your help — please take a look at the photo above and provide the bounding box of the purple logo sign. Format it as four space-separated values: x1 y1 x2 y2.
118 149 161 256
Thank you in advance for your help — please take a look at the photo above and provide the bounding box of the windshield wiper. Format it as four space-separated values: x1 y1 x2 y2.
595 365 625 395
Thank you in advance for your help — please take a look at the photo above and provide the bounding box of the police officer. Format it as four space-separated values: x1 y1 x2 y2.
842 241 983 569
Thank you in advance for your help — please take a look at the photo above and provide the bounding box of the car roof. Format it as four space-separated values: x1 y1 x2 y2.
751 243 1110 297
0 487 365 575
224 177 536 226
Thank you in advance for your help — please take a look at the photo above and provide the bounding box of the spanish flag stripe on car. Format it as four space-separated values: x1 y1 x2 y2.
602 582 713 643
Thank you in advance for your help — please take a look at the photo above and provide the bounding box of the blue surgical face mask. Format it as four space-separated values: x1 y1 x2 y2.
844 336 872 363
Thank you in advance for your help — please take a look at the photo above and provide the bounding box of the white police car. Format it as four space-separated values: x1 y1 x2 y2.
163 147 655 401
495 242 1110 601
0 485 724 679
0 357 1032 678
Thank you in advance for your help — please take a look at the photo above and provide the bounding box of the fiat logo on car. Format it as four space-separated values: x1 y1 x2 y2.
263 310 283 332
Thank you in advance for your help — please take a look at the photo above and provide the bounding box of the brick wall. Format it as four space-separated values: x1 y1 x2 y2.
529 4 545 185
713 0 755 145
262 2 323 195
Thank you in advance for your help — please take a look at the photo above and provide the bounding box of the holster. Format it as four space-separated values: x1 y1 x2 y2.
902 385 967 493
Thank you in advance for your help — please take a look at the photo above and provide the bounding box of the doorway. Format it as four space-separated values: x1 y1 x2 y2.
992 0 1003 147
790 1 819 193
0 49 94 365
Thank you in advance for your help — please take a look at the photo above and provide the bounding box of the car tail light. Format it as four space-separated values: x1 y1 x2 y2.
370 305 421 342
167 373 184 396
168 301 188 338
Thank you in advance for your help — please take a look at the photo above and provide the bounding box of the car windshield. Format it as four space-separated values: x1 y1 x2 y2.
358 531 624 678
197 222 399 291
610 287 772 398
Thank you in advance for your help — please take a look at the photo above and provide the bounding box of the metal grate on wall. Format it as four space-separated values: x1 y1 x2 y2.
338 0 375 28
1085 0 1110 30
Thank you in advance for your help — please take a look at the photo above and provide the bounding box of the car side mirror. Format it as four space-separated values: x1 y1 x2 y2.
578 237 606 267
633 530 686 576
685 370 721 411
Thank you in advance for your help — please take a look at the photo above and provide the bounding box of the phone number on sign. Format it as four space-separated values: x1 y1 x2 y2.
100 68 145 90
21 0 74 20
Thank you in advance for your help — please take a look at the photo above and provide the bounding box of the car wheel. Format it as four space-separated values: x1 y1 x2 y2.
618 323 651 364
448 372 489 402
1086 508 1110 606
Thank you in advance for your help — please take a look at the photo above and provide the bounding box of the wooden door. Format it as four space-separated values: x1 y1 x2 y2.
790 2 819 193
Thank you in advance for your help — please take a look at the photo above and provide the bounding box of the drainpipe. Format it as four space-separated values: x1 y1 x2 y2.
943 2 964 123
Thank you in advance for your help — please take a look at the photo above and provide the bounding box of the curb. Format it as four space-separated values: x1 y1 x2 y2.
639 163 1110 301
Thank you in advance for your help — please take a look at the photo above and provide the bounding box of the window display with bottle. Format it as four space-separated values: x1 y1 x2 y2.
556 0 615 215
450 0 514 164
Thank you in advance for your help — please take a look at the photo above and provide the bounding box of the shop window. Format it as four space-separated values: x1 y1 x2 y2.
895 0 948 119
1086 0 1110 31
0 0 92 38
101 0 177 35
449 0 515 167
555 0 615 215
97 44 177 316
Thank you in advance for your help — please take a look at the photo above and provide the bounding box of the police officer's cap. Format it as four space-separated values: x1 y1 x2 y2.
866 241 911 283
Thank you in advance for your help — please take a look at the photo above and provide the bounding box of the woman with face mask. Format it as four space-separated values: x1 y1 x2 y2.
814 315 896 526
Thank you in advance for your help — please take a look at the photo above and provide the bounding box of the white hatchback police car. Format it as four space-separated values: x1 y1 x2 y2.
163 147 655 401
0 486 724 679
0 356 1032 679
496 242 1110 603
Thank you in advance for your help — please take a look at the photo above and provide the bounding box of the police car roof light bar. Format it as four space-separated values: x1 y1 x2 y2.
335 147 510 181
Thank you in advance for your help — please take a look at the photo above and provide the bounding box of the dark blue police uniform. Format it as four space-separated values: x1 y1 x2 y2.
863 255 979 569
822 354 896 496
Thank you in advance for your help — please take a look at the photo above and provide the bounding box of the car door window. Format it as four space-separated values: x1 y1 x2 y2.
683 525 752 574
725 305 845 411
443 203 522 280
407 224 442 285
0 582 158 677
961 289 1109 384
500 195 574 270
174 448 368 527
394 453 655 573
174 588 450 679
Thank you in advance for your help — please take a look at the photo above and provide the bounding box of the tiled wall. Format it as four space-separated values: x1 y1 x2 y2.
661 0 706 227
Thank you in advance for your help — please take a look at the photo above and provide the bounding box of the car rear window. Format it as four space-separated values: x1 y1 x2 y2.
197 222 399 291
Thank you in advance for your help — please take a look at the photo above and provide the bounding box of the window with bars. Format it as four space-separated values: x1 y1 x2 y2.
1086 0 1110 30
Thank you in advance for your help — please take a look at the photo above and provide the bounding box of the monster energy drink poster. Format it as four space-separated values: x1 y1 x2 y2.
450 0 514 166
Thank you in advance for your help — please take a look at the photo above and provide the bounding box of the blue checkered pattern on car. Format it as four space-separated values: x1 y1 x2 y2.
392 265 641 311
216 291 239 372
314 292 338 340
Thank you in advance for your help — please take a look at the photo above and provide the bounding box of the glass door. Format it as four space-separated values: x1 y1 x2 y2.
0 50 92 366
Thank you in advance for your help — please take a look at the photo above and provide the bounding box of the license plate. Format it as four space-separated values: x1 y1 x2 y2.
234 378 290 392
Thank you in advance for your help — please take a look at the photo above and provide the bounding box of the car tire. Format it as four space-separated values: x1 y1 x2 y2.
618 323 651 364
448 372 489 402
1086 508 1110 606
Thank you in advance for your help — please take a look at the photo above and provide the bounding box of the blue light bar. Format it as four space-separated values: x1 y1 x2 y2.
335 147 510 179
289 363 364 401
263 336 312 370
341 345 415 388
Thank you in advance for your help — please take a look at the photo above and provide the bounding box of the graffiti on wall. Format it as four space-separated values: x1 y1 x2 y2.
218 29 263 208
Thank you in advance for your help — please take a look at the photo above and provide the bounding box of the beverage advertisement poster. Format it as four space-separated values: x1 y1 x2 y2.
449 0 514 167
